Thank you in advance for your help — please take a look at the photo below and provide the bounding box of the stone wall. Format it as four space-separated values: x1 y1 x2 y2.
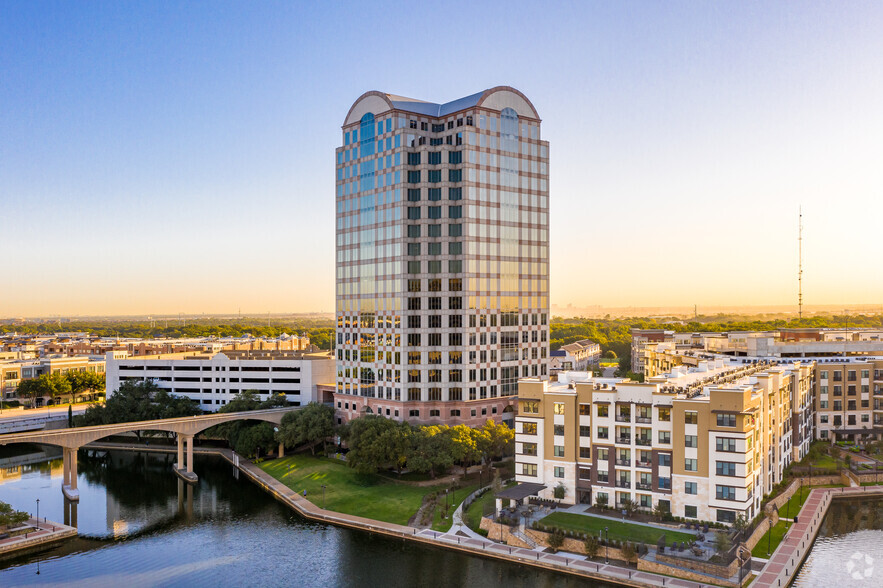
638 558 743 588
478 517 530 548
655 550 739 578
523 528 634 561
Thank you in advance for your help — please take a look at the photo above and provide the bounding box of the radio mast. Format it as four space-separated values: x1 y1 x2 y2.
798 207 804 319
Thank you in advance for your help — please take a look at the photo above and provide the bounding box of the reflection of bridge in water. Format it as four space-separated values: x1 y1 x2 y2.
0 407 296 505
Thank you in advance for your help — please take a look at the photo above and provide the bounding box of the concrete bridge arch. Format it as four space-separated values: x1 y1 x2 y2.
0 407 298 500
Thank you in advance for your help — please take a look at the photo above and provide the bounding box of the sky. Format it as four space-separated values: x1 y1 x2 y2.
2 1 882 317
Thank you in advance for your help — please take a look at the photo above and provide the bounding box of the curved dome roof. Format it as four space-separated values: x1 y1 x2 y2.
343 86 540 127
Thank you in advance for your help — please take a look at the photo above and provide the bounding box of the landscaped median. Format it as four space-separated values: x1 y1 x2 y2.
538 511 695 545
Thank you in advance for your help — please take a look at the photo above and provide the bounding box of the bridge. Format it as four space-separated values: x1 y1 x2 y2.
0 407 297 500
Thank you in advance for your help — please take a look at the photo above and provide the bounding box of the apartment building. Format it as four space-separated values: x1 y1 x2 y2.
630 329 674 376
814 358 883 441
642 333 883 444
106 350 335 411
0 355 106 402
334 87 550 426
550 339 601 373
515 360 814 525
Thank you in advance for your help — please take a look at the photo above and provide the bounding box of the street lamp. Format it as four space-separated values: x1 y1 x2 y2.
767 516 773 556
35 499 39 525
604 526 609 564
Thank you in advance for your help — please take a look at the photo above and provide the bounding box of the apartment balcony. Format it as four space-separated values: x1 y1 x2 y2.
636 460 653 469
616 480 632 489
615 414 632 423
615 459 631 467
635 416 652 424
636 438 652 447
636 482 653 491
616 436 632 445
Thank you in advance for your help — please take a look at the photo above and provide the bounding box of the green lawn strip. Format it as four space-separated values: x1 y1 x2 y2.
463 481 515 532
431 483 480 532
860 481 883 486
259 454 445 526
778 488 811 520
751 520 789 559
539 512 694 545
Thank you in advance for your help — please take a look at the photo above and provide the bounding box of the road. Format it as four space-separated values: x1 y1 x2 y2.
0 404 91 421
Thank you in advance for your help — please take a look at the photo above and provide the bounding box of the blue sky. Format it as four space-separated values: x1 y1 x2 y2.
2 1 881 316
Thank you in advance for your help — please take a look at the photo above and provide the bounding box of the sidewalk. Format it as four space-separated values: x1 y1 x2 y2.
753 485 883 588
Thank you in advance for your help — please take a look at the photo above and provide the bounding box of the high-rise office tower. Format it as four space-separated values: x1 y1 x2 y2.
334 87 549 426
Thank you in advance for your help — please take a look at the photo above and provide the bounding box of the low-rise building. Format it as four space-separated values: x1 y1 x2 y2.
105 350 335 411
550 339 601 373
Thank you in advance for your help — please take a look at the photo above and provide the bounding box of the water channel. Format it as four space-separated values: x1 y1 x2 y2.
0 445 613 587
792 495 883 587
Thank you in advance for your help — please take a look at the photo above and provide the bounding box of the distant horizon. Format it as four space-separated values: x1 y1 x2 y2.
3 302 881 323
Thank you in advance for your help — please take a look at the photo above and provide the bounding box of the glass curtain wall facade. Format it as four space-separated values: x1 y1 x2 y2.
334 87 550 426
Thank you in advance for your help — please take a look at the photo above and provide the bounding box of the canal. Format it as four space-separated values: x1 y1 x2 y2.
0 446 613 587
792 495 883 586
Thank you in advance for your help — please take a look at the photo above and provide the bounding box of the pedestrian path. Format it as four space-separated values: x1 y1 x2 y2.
753 485 883 588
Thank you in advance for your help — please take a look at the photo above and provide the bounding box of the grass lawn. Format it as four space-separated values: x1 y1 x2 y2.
540 512 695 545
778 488 811 520
431 482 479 532
860 481 883 486
462 481 516 533
260 454 445 526
751 520 789 559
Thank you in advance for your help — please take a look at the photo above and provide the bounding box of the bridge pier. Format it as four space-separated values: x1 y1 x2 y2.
174 434 198 483
62 447 80 501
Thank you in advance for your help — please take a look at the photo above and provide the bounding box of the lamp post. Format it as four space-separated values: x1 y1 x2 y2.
767 516 773 556
321 485 326 510
604 526 609 564
36 499 39 525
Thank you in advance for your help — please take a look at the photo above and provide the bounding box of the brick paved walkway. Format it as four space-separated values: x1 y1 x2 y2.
753 485 883 588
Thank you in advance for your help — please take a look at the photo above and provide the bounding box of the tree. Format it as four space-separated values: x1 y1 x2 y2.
553 483 567 505
276 402 335 455
477 419 514 464
621 498 638 518
208 391 289 455
232 422 277 459
407 426 454 478
0 502 29 529
621 541 637 566
16 379 39 408
653 501 670 521
379 420 412 475
713 530 732 555
733 513 750 535
595 493 608 508
584 535 600 559
604 350 617 359
68 371 105 402
448 424 481 475
344 415 399 474
547 530 565 553
76 380 200 434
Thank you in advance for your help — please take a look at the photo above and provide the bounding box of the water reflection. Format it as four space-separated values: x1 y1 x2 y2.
0 445 613 587
793 496 883 587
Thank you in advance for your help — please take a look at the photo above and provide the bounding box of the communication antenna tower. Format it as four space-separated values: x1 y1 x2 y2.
798 207 804 319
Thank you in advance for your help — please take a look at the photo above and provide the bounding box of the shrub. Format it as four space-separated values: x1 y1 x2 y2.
547 530 565 552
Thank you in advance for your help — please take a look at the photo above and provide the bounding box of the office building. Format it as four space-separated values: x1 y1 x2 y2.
334 87 550 426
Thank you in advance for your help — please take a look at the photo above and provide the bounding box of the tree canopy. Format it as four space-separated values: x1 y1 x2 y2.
276 402 335 455
76 380 200 427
